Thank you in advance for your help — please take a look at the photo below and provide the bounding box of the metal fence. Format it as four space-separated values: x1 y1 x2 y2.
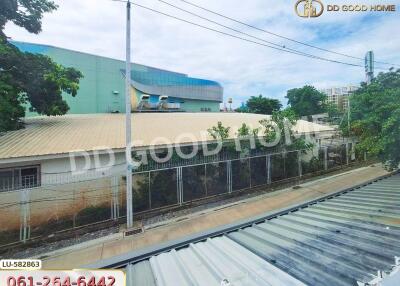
0 143 365 248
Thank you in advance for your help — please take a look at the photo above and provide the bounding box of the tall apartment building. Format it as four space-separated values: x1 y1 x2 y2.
320 85 359 111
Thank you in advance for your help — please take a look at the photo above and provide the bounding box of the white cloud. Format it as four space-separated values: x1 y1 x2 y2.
5 0 400 108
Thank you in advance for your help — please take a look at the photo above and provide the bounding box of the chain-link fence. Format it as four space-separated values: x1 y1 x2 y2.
182 165 206 203
232 159 251 191
0 143 368 248
302 148 324 175
205 162 228 196
250 156 268 187
28 179 115 240
271 153 285 182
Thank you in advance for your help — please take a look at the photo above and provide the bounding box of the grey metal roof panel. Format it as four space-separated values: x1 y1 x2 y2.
126 260 157 286
101 173 400 285
130 236 306 286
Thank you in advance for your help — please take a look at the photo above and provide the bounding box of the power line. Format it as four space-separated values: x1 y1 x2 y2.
111 0 370 68
177 0 400 68
111 0 394 69
157 0 288 49
155 0 365 66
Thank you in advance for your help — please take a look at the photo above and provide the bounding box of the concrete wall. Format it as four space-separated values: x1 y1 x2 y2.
0 152 127 233
40 153 126 185
0 177 125 232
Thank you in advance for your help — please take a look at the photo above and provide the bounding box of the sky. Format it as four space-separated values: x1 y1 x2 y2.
5 0 400 108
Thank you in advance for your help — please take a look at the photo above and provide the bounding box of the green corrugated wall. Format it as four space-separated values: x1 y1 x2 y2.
15 42 220 116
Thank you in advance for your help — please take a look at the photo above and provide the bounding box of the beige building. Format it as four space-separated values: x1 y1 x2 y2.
0 113 335 243
320 85 359 111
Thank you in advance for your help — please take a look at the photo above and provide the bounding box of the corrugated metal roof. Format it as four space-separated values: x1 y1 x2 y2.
0 113 333 160
121 173 400 286
128 237 306 286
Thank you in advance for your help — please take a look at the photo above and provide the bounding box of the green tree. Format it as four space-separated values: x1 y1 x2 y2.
343 69 400 169
237 123 250 137
0 73 25 131
326 102 343 125
0 0 83 132
0 0 58 38
236 123 259 137
286 85 327 116
235 103 249 113
327 102 342 118
238 95 282 115
259 108 312 151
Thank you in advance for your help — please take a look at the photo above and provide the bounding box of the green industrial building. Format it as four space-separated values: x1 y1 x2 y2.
13 41 223 115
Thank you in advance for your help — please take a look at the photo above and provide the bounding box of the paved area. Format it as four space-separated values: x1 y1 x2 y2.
40 164 388 269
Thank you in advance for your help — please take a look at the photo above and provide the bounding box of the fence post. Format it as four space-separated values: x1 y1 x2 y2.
180 168 183 204
267 155 271 185
148 171 151 209
177 167 183 205
248 158 252 188
111 176 119 220
346 143 350 165
227 161 232 193
283 152 287 179
73 187 77 228
19 189 31 243
176 168 180 205
204 164 208 196
324 147 328 171
298 150 302 178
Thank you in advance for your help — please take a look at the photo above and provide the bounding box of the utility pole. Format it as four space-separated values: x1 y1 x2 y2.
125 0 133 229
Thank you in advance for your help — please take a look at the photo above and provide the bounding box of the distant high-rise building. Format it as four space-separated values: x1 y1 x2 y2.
320 85 359 111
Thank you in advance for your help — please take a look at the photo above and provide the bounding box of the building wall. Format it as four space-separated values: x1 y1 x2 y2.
0 153 126 232
0 132 342 235
320 85 358 111
12 41 222 115
180 99 220 112
15 42 127 116
0 176 121 232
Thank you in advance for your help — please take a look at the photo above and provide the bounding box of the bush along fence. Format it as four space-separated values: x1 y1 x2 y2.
0 142 369 248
